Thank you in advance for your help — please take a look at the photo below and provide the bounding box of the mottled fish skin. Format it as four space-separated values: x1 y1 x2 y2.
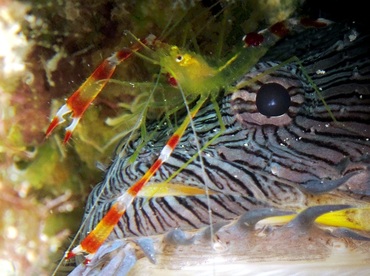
72 22 370 274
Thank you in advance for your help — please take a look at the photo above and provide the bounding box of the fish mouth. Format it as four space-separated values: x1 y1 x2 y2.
72 204 370 275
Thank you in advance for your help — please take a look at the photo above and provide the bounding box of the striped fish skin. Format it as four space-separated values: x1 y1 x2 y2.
74 22 370 274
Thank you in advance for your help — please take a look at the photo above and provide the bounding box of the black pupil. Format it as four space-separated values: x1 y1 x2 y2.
256 83 291 117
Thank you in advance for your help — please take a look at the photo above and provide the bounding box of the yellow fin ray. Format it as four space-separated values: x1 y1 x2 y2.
138 182 215 198
259 206 370 231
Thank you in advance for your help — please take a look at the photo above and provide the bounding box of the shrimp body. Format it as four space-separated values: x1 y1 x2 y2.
157 45 219 93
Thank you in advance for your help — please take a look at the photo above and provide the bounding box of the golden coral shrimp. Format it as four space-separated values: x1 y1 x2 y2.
47 4 370 275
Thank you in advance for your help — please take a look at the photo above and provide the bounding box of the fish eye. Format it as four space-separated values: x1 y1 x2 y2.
176 55 183 62
256 83 291 117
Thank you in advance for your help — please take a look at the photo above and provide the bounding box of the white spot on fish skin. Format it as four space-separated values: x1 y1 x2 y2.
327 239 348 252
243 135 252 148
335 40 344 51
316 69 326 75
212 239 228 252
270 164 279 176
348 29 359 42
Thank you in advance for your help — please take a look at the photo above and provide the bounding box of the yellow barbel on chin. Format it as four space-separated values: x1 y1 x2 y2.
260 206 370 231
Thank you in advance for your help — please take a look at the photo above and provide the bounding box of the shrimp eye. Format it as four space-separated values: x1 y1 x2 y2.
256 83 291 117
176 55 183 62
